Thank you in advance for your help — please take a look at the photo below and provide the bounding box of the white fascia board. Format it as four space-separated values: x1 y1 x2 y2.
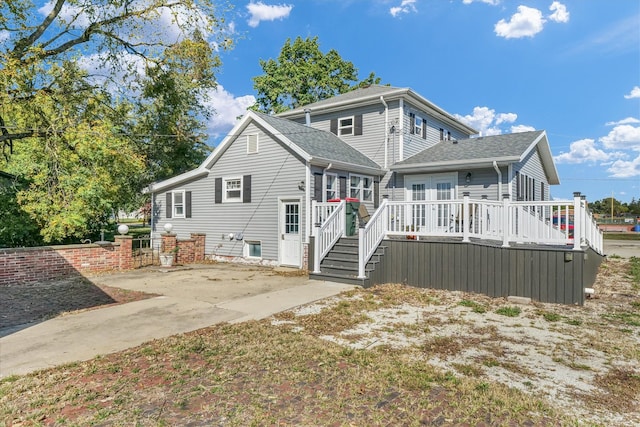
520 131 560 185
390 156 520 173
146 168 209 193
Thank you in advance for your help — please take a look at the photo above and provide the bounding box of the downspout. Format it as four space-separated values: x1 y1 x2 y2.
305 163 311 245
493 161 502 200
380 96 388 169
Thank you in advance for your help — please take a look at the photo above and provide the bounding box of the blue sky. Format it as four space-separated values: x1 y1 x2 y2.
204 0 640 203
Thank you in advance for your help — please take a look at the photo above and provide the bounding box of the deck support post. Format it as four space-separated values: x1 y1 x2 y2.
462 192 470 242
502 194 511 248
313 222 321 274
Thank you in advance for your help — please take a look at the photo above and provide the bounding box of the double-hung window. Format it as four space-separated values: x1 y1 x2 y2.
172 190 185 218
325 173 338 201
224 177 242 202
349 174 373 201
339 117 354 136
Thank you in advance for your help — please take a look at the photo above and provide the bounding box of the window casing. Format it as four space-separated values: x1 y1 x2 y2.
245 241 262 258
325 173 338 201
349 174 373 201
223 177 242 202
338 117 354 136
414 116 423 136
173 190 185 218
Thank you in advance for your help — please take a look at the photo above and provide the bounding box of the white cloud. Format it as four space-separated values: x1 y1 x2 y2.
390 0 417 18
455 106 531 136
202 85 256 139
246 2 293 28
495 5 545 39
606 117 640 126
495 112 517 125
624 86 640 99
600 125 640 150
607 155 640 178
0 30 10 43
553 139 613 164
510 124 536 133
548 1 569 23
462 0 500 4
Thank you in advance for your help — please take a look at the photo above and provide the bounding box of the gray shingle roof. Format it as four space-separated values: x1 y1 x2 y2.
282 85 403 114
255 112 381 170
394 131 546 166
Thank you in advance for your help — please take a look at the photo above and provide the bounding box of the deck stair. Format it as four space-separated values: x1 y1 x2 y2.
310 236 385 286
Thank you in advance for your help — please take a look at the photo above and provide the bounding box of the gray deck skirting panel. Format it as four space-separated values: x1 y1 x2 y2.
309 237 604 305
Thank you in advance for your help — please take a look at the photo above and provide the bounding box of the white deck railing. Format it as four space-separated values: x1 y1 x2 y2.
313 193 603 279
312 200 346 274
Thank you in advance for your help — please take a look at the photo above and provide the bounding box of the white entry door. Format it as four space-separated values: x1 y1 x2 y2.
433 176 455 231
280 200 301 267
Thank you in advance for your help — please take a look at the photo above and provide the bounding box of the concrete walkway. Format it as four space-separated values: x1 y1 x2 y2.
0 264 355 378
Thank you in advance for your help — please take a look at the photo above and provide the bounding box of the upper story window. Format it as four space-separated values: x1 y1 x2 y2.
339 117 354 135
410 113 426 139
325 173 338 201
224 177 242 202
330 115 363 136
349 174 373 202
247 134 258 154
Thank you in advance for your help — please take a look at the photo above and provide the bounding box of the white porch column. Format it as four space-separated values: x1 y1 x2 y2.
573 192 582 251
313 222 321 274
462 192 470 242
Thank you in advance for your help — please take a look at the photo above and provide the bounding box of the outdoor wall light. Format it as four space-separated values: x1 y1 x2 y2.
465 172 472 183
164 223 173 234
298 180 305 190
117 224 129 235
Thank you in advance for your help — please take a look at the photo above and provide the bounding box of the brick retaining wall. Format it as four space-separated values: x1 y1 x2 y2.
0 233 206 286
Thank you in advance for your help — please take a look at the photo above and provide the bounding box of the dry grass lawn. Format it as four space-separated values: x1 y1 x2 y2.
1 257 639 426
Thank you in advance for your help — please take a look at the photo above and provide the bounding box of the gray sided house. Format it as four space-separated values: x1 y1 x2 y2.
148 110 383 268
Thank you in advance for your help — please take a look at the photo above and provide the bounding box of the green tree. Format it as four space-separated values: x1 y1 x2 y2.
252 36 382 114
0 0 232 244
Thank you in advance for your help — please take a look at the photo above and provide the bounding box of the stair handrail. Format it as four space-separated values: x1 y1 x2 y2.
313 200 346 274
358 199 389 279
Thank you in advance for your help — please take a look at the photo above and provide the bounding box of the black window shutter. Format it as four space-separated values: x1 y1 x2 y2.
339 176 347 199
422 119 427 139
166 193 172 219
314 173 323 201
243 175 251 203
185 191 192 218
330 119 338 135
409 113 415 134
374 180 380 208
354 114 363 136
214 178 222 204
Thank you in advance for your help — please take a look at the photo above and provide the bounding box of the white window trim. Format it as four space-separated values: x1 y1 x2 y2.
324 172 338 202
247 134 259 154
244 240 262 259
223 176 243 203
339 116 354 136
172 190 186 218
349 173 373 202
414 115 423 135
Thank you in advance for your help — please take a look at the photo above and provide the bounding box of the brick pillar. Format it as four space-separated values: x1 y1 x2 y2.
161 233 177 253
115 235 133 271
191 233 206 262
